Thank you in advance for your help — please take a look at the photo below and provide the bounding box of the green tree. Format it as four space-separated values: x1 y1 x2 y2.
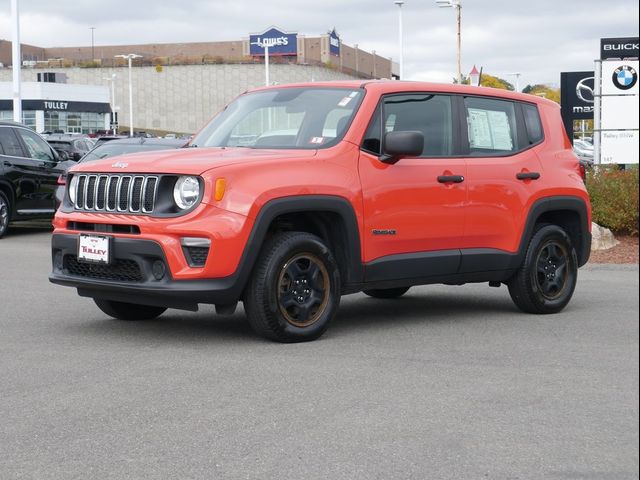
522 84 560 104
479 74 514 91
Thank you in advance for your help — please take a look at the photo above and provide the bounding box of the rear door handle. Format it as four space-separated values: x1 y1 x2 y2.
437 175 465 183
516 172 540 180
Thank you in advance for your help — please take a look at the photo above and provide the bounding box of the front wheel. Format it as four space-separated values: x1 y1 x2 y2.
93 299 167 320
244 232 341 342
508 225 578 314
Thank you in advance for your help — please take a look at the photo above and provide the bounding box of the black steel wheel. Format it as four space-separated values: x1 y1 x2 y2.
363 287 410 299
0 191 10 239
508 225 578 314
93 298 167 320
244 232 341 342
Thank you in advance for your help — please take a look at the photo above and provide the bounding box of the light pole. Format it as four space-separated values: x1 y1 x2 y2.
114 54 142 137
103 73 117 134
436 0 462 84
89 27 95 61
394 0 404 80
264 46 270 86
11 0 22 123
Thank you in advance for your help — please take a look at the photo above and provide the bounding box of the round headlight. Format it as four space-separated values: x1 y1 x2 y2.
68 175 78 204
173 176 200 210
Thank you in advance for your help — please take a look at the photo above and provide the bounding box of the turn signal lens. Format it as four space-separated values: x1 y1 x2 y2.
215 178 226 201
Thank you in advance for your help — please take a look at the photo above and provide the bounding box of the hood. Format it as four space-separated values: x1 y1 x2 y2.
68 147 318 175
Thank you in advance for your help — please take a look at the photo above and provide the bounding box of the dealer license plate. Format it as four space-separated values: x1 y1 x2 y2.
77 234 111 264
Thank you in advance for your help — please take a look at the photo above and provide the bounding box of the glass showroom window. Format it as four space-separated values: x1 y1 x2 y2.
0 110 37 129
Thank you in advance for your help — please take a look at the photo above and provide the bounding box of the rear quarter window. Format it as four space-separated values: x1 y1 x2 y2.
522 104 544 144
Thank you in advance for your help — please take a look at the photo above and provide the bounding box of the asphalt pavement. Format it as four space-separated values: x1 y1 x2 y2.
1 225 638 480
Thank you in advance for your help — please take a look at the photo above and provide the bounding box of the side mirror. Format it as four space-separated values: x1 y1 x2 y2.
380 131 424 164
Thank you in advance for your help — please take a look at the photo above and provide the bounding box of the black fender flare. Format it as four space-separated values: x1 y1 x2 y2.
231 195 364 297
517 195 591 267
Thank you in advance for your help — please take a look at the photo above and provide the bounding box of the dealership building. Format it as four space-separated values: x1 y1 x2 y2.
0 28 396 134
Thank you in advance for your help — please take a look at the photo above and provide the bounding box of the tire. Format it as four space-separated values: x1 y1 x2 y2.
0 191 11 239
363 287 410 299
93 298 167 320
243 232 341 343
508 224 578 314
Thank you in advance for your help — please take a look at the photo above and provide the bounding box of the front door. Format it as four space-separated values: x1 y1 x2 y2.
12 127 61 214
358 93 467 282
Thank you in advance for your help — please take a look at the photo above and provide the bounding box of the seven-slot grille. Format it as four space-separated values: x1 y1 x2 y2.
72 174 158 213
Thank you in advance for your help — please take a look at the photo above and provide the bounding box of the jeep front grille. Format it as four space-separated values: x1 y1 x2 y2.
71 174 159 214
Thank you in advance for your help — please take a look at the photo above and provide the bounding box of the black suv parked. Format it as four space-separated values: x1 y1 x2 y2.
0 121 68 238
46 135 94 161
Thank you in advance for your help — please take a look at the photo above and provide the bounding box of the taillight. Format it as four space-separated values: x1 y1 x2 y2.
57 174 67 186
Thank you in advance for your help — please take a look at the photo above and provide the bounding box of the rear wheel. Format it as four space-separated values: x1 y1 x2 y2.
508 225 578 314
0 191 11 239
363 287 410 299
93 298 167 320
244 232 341 342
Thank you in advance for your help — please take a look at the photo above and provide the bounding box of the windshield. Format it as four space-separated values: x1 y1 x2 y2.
191 87 364 149
48 141 73 151
80 143 182 163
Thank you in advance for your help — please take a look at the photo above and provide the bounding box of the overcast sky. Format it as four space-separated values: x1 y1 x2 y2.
1 0 638 88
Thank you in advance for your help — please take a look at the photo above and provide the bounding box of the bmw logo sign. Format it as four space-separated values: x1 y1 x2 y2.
612 65 638 90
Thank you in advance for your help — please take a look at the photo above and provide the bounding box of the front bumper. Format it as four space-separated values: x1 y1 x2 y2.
49 234 244 310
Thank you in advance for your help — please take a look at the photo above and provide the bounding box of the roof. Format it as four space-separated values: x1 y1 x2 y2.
247 80 559 108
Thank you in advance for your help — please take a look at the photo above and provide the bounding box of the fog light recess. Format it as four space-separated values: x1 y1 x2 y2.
181 237 211 268
152 260 166 280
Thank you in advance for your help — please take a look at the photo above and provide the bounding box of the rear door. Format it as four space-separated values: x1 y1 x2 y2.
358 93 467 282
460 96 544 271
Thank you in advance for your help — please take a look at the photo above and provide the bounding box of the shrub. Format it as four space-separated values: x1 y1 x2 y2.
587 165 639 236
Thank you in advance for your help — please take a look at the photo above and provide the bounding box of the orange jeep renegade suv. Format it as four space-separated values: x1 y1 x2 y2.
50 81 591 342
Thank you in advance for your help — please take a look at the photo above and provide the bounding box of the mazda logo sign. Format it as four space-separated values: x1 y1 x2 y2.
576 76 595 103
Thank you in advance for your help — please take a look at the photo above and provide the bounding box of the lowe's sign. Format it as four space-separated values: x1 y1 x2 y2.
250 27 298 56
329 28 341 56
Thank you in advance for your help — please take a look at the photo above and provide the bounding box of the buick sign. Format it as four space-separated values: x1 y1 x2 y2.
601 36 639 60
249 27 298 56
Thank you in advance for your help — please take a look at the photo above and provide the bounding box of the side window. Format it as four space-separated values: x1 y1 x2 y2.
0 127 25 157
14 128 55 161
464 97 518 155
361 94 453 157
75 139 88 152
522 103 544 144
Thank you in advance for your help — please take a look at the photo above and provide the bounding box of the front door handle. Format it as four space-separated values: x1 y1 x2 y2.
437 175 465 183
516 172 540 180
